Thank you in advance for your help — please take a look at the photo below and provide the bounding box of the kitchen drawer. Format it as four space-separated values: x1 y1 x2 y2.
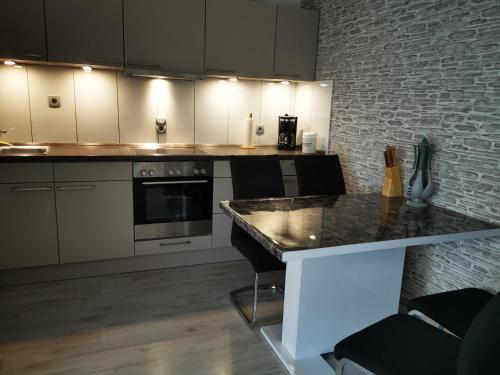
0 163 53 183
214 161 231 177
135 235 212 256
213 177 233 213
280 159 296 176
54 162 132 182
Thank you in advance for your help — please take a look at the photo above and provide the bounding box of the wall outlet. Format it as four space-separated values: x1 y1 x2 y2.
256 124 264 136
48 96 61 108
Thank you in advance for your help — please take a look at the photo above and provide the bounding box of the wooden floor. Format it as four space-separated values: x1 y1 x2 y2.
0 260 287 375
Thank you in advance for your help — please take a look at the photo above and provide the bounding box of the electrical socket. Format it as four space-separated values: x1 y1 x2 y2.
256 124 264 136
48 96 61 108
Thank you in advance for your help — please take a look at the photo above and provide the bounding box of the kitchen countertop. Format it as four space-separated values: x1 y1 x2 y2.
0 144 320 162
220 193 500 261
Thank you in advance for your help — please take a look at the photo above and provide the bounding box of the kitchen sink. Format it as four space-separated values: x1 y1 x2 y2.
0 146 49 155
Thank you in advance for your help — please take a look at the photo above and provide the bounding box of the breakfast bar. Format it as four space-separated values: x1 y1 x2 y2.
220 194 500 374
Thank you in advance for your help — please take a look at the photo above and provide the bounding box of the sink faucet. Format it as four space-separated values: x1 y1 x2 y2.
0 129 13 147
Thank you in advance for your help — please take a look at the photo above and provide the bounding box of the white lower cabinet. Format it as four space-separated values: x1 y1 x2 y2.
0 183 59 270
135 235 212 256
284 175 299 197
213 177 233 213
212 213 233 248
55 181 134 263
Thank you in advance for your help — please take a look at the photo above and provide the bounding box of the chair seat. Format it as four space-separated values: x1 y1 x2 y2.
231 224 285 274
334 314 461 375
407 288 494 338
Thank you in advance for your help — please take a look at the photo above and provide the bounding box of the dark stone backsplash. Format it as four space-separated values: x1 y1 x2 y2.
304 0 500 303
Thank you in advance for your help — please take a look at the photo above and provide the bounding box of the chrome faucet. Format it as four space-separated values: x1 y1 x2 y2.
0 129 13 147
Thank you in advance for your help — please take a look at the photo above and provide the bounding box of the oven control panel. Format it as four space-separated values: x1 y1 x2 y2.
133 161 213 178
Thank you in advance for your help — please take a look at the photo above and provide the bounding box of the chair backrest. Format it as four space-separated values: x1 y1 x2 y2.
230 156 285 200
295 155 346 196
456 292 500 375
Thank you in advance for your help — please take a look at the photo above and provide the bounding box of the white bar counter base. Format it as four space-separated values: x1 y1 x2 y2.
219 194 500 375
262 246 406 374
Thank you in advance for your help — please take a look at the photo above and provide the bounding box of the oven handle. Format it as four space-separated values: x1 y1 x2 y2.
160 240 192 247
142 180 209 186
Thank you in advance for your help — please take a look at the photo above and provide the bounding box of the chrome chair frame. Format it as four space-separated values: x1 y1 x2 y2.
336 358 376 375
229 272 284 327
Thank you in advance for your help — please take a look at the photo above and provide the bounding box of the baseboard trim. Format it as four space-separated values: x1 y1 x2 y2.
0 247 243 286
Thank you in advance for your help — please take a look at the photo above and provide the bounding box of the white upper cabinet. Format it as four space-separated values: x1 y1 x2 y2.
206 0 277 79
0 0 47 61
274 5 319 81
124 0 205 76
45 0 124 67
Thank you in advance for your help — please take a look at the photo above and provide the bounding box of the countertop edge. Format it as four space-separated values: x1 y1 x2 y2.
219 200 286 262
0 154 309 163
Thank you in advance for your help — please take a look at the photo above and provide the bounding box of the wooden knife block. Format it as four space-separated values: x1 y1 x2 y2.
383 165 403 197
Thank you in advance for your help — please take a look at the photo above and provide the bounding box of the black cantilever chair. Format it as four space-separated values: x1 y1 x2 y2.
294 155 346 196
407 288 494 338
229 156 286 326
333 292 500 375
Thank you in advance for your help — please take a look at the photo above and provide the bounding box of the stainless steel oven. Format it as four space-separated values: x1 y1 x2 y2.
133 161 213 241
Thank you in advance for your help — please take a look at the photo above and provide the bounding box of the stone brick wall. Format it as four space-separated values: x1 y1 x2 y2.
305 0 500 303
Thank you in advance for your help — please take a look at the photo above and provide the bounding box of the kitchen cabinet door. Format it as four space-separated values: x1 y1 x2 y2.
124 0 205 76
45 0 123 67
213 178 233 214
206 0 276 79
0 184 59 270
283 175 299 197
55 181 134 264
212 213 233 249
274 5 319 81
0 0 47 61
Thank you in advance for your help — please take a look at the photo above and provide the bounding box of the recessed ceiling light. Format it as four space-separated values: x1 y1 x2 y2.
4 60 16 66
319 83 328 87
228 77 238 82
280 80 290 85
82 65 92 72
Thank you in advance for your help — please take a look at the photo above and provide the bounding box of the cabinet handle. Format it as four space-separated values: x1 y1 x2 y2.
160 240 192 247
4 52 45 58
126 62 162 69
85 59 122 66
206 69 237 75
56 185 96 191
275 73 303 79
11 186 52 192
142 180 208 186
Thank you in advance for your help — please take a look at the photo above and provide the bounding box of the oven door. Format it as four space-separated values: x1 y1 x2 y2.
133 176 213 240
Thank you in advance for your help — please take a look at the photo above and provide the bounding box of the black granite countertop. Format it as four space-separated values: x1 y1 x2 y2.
220 194 500 261
0 144 319 163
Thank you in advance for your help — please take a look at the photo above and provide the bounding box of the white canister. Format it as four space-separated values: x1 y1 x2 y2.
302 132 317 154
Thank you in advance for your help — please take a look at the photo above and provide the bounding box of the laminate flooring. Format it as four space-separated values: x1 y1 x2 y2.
0 260 288 375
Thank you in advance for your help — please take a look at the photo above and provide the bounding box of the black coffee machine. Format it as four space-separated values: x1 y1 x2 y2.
277 114 298 150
